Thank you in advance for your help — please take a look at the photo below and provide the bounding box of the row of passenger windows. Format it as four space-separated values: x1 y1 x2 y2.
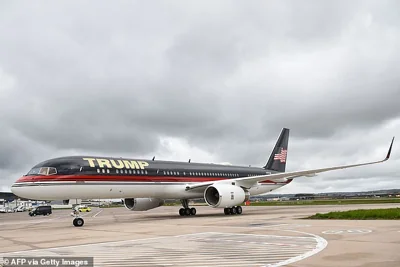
95 168 249 177
163 171 240 177
96 169 148 175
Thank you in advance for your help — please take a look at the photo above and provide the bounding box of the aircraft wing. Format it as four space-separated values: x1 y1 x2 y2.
185 137 394 191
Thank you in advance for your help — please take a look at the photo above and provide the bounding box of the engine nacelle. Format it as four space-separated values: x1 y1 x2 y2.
204 184 250 208
123 198 164 211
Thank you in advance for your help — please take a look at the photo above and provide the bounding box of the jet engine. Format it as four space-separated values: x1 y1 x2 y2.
204 184 250 208
123 198 164 211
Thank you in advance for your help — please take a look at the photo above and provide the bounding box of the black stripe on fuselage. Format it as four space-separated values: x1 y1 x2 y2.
26 156 279 178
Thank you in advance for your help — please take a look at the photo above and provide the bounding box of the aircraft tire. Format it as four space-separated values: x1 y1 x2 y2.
230 207 237 215
236 206 242 214
73 218 84 227
179 208 185 216
185 208 191 216
190 208 196 215
224 208 230 215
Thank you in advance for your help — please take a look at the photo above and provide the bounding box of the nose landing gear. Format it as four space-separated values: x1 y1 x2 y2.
71 207 84 227
73 217 84 227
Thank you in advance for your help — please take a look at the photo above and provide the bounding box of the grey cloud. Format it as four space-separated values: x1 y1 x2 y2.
1 1 400 193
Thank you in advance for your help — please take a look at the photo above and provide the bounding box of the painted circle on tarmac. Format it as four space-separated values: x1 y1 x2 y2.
322 229 372 235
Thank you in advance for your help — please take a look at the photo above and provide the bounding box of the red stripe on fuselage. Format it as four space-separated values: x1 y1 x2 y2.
17 175 226 183
16 175 290 184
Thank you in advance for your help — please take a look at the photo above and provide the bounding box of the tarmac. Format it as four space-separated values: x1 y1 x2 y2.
0 203 399 267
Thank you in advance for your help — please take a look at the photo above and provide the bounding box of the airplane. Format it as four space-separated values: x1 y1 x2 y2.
10 128 394 227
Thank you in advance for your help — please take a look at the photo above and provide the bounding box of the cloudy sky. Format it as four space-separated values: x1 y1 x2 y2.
1 1 399 194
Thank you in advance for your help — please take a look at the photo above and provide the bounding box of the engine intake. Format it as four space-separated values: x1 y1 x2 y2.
204 184 249 208
123 198 164 211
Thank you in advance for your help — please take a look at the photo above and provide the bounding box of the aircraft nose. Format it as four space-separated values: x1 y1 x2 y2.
15 175 35 183
11 176 35 196
11 183 17 194
11 176 35 197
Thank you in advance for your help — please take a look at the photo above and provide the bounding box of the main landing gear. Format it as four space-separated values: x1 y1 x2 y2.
224 206 242 215
179 199 197 216
71 207 84 227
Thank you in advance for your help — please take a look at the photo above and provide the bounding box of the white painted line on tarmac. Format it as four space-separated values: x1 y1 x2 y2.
266 229 328 267
92 209 103 217
0 231 328 267
322 229 372 235
257 223 311 230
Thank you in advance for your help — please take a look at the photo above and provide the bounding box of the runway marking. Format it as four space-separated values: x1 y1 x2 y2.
254 224 311 229
322 229 372 235
0 232 327 267
92 209 103 217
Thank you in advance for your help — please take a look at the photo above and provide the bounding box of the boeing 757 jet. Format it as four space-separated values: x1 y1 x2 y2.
11 128 394 227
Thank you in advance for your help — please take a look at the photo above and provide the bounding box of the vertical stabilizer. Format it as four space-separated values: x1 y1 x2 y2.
263 128 289 172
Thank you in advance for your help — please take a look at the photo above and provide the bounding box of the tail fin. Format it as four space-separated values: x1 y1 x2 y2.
263 128 290 172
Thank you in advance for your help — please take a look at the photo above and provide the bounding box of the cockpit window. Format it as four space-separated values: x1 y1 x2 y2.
27 168 41 175
48 168 57 175
39 168 48 175
27 167 57 176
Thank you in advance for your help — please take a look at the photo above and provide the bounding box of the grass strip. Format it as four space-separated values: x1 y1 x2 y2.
306 208 400 219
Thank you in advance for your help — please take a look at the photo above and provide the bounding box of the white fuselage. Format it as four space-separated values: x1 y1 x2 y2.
11 181 286 202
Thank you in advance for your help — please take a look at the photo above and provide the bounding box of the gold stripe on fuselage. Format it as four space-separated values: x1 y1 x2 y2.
83 158 149 169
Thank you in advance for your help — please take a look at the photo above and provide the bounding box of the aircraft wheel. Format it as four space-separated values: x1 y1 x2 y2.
230 207 237 215
236 206 242 214
224 208 230 215
73 218 84 227
185 208 191 216
179 208 185 216
190 208 196 215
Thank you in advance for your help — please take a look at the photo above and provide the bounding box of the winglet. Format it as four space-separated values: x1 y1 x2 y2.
385 137 395 160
